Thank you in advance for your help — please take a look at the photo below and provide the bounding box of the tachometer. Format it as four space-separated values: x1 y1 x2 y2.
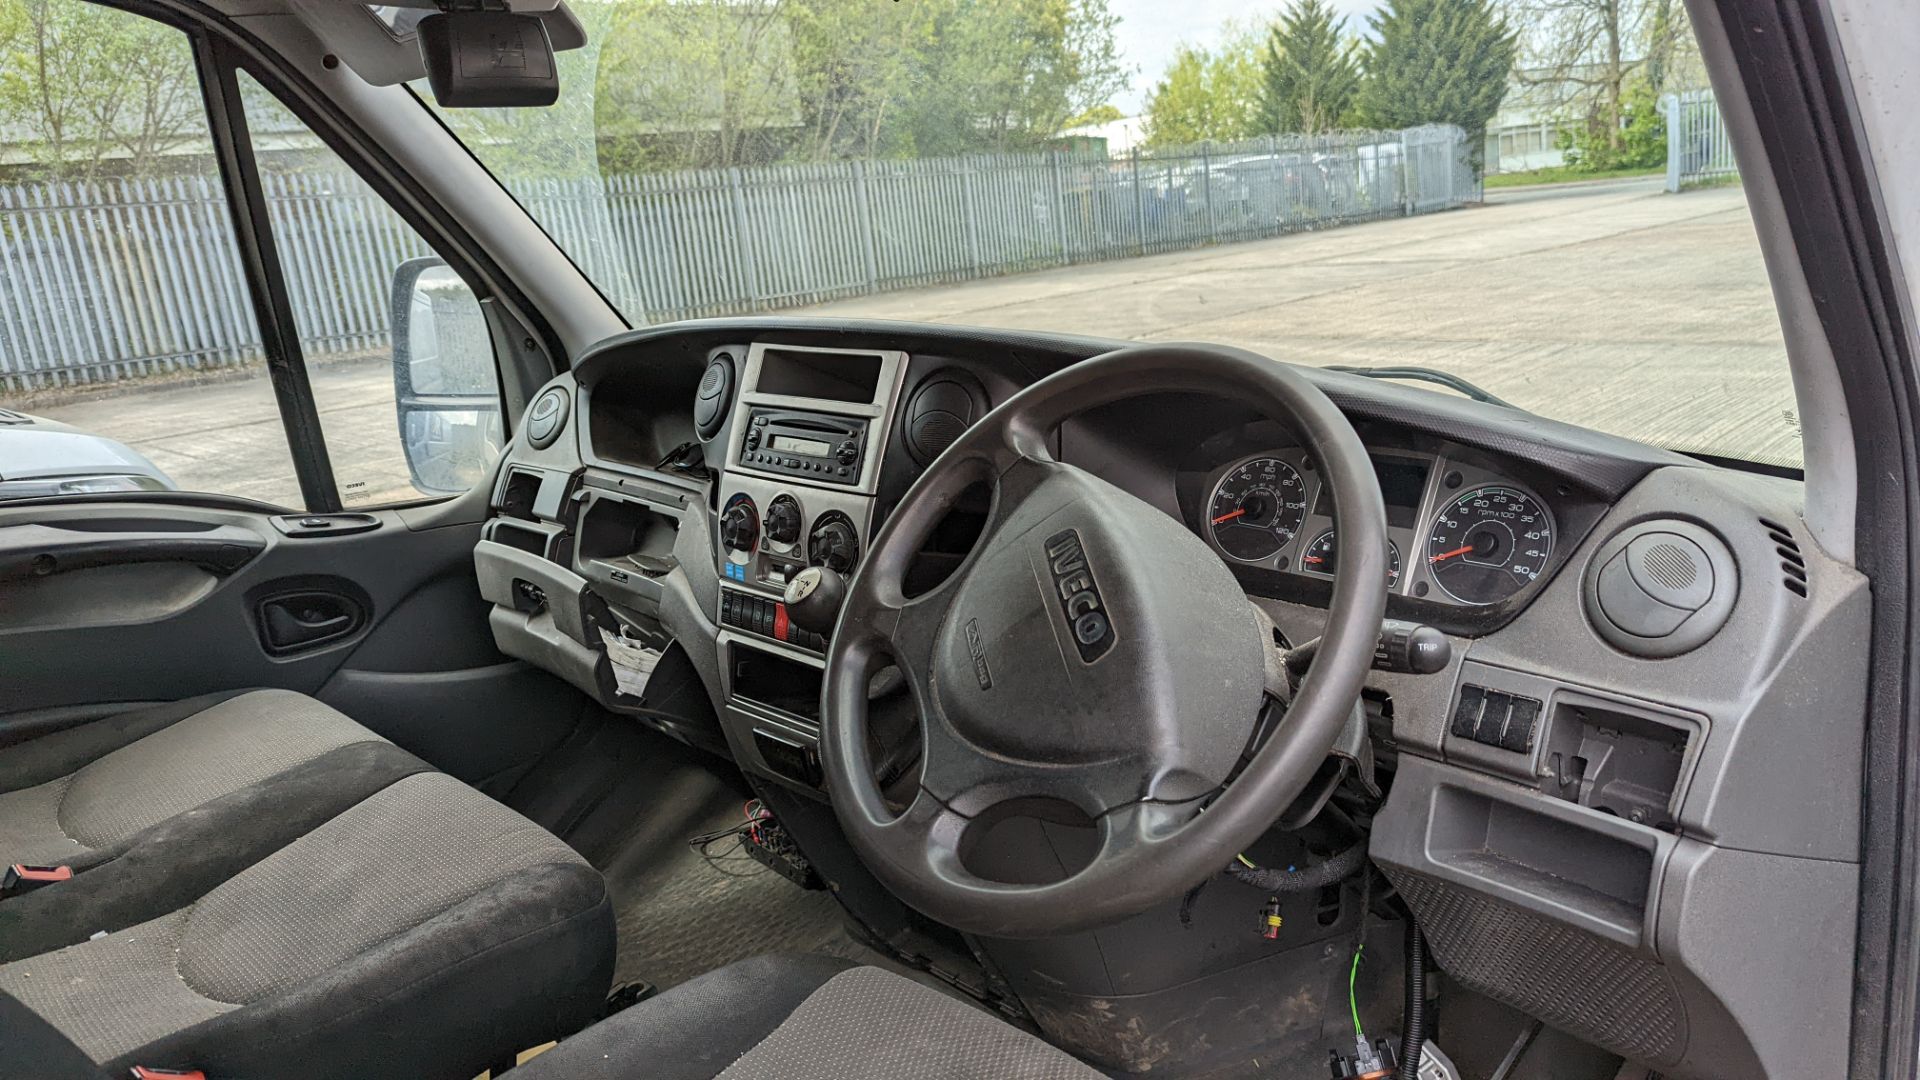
1301 529 1401 587
1425 486 1553 605
1208 458 1308 563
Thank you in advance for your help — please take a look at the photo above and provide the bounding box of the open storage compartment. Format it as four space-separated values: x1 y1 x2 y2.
730 642 824 723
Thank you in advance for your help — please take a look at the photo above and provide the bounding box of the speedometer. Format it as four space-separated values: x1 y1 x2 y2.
1208 457 1308 563
1425 486 1553 605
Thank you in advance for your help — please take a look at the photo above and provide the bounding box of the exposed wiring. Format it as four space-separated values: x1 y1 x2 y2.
686 802 776 879
1349 944 1366 1036
1236 853 1258 869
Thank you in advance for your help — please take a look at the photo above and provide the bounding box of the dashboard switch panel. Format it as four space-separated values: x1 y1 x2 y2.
721 588 826 652
1450 683 1541 753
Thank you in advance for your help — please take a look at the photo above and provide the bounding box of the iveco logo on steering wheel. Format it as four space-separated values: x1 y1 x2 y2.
1044 529 1115 662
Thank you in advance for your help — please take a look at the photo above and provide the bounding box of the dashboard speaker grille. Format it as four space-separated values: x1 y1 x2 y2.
1390 868 1685 1067
1641 542 1696 590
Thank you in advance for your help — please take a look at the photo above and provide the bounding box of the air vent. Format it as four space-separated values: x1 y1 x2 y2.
903 369 988 466
1759 517 1808 598
693 352 736 442
1582 519 1737 658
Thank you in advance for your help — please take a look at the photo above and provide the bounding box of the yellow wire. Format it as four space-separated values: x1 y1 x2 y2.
1236 853 1257 868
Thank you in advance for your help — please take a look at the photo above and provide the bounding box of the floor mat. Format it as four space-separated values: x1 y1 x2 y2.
603 777 846 988
504 711 847 990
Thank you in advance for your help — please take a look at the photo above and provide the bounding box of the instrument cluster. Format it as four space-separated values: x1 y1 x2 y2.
1202 447 1556 607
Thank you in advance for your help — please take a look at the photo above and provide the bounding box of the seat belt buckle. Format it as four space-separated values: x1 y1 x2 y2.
1 863 72 898
130 1069 206 1080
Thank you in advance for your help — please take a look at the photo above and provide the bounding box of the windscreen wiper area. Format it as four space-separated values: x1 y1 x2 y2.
1324 365 1519 410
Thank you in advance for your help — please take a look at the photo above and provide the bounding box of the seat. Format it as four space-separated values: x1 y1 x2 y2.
0 770 616 1080
0 689 433 961
511 953 1105 1080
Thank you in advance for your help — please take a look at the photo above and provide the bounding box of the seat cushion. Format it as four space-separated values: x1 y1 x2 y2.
0 690 381 863
0 691 433 962
513 954 1106 1080
0 771 615 1080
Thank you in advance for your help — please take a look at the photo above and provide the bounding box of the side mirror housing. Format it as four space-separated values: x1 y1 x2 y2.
390 256 503 496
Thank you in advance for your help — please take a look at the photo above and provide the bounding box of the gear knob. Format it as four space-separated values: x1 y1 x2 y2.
784 565 846 635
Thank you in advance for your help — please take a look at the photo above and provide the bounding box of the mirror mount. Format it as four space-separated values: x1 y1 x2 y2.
416 11 559 108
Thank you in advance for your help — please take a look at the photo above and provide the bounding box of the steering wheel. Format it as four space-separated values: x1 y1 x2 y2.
820 344 1387 938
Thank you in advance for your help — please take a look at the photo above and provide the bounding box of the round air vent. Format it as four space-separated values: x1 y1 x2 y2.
904 370 988 466
525 386 569 449
1582 520 1737 658
693 352 736 442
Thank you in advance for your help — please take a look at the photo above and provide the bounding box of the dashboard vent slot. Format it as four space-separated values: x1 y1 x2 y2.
1760 517 1808 598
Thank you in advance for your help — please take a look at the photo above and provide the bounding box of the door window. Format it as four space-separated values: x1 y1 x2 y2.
0 1 299 505
237 73 504 506
0 0 507 509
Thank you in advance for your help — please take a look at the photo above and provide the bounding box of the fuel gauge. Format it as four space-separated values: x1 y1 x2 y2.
1300 529 1402 588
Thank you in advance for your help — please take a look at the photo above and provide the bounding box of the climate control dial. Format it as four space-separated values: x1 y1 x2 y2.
719 494 759 554
764 494 803 545
807 511 860 574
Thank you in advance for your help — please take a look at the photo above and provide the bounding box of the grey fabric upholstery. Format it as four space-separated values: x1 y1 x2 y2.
515 955 1107 1080
0 772 615 1080
0 740 435 964
0 690 378 866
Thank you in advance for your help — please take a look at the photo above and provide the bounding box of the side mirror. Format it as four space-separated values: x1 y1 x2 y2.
390 256 503 496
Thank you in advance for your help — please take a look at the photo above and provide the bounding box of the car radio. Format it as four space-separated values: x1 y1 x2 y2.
738 408 868 485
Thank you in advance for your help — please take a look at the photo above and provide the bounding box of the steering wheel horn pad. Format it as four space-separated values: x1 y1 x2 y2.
820 344 1388 938
925 464 1266 813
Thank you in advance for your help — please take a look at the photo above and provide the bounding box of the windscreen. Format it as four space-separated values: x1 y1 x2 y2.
416 0 1800 469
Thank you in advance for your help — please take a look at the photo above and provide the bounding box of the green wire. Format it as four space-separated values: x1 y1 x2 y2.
1348 944 1365 1036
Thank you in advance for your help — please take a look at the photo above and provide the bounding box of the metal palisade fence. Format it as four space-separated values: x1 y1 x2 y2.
1665 90 1737 192
0 124 1473 393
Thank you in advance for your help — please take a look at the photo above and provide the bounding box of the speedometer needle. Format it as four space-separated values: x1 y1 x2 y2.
1211 508 1246 525
1429 545 1474 563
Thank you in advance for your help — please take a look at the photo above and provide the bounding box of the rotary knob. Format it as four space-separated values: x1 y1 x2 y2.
719 496 759 553
764 495 802 545
807 512 860 575
836 440 860 466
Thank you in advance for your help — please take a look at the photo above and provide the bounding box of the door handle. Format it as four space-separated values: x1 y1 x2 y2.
258 591 363 654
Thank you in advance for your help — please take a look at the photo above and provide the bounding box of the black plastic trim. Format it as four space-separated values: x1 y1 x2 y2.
195 35 339 513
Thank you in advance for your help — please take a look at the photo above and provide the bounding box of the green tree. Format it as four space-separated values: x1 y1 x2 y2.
1354 0 1517 146
1143 30 1263 146
1259 0 1360 135
1065 103 1125 128
1559 75 1665 170
901 0 1129 157
0 0 202 181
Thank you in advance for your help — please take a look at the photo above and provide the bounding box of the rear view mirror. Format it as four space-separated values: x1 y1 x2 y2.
416 12 559 108
390 256 503 495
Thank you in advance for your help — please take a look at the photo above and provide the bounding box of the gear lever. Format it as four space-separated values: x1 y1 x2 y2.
783 565 847 636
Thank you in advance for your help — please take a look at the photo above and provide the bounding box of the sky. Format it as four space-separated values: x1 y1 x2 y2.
1106 0 1386 113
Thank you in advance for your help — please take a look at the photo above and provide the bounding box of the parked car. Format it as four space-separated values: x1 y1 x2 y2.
0 408 174 501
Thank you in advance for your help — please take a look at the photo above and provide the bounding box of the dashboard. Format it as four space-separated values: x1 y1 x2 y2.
473 317 1864 1080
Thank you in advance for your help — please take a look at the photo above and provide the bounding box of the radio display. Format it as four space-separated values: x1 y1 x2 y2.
769 434 833 457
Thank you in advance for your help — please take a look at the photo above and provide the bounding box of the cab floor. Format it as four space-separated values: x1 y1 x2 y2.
498 710 846 990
